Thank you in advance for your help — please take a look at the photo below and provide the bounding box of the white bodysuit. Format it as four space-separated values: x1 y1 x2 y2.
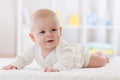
11 39 91 71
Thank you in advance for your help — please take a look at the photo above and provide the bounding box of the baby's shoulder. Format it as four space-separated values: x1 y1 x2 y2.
26 43 40 52
58 40 83 51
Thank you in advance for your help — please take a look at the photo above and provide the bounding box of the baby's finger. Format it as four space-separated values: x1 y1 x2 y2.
44 68 49 72
2 65 17 70
2 66 6 70
6 66 13 70
51 69 59 72
11 66 17 70
2 66 10 70
46 69 51 72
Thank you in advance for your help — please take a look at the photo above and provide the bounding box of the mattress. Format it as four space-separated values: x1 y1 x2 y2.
0 56 120 80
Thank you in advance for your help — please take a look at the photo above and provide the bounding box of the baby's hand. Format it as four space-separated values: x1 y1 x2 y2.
44 68 59 72
2 65 17 70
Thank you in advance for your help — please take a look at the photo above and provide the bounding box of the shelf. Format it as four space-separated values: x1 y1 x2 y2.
62 25 82 29
62 25 113 30
86 26 114 30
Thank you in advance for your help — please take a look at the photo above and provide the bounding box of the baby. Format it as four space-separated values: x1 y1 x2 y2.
2 9 109 72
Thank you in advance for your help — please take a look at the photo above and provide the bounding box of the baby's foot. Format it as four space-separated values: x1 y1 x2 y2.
106 56 109 63
96 52 109 63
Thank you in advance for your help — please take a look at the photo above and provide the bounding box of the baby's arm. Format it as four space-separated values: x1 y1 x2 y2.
86 52 109 68
53 49 74 71
2 65 17 70
2 45 34 70
43 53 74 72
2 55 33 70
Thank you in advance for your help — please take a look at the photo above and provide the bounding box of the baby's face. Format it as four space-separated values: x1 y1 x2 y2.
31 17 62 50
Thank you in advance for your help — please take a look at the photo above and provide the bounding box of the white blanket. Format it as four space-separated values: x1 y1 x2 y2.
0 56 120 80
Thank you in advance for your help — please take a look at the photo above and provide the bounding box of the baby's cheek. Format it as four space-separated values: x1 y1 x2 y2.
38 41 45 46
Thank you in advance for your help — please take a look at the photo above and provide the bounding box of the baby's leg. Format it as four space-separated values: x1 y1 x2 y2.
86 52 109 68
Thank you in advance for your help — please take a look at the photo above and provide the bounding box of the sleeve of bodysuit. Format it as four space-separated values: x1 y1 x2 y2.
53 45 74 71
11 45 35 69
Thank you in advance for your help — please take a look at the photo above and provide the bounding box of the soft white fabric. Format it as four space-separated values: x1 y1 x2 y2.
11 39 91 71
0 57 120 80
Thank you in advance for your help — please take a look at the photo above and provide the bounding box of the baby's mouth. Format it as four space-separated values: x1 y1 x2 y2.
47 40 54 43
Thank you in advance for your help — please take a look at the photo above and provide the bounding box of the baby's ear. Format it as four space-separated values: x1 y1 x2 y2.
60 26 62 36
29 33 35 42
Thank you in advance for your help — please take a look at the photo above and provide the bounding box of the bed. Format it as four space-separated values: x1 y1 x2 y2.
0 56 120 80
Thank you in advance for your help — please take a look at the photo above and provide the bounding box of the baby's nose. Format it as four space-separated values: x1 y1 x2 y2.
46 32 53 37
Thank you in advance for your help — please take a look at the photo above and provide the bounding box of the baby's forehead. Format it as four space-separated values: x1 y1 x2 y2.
31 18 59 29
33 17 58 26
31 14 59 26
37 24 58 29
31 12 58 24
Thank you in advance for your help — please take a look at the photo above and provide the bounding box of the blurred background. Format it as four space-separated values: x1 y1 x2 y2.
0 0 120 58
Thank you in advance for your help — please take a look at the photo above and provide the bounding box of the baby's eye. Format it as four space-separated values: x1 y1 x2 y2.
52 29 57 31
40 31 45 34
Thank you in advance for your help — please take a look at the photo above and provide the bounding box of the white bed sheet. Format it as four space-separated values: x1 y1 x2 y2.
0 56 120 80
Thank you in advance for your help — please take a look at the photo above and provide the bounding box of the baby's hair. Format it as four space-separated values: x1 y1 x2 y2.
29 9 60 32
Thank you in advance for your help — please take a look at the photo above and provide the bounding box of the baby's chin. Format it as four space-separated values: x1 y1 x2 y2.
46 44 57 49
